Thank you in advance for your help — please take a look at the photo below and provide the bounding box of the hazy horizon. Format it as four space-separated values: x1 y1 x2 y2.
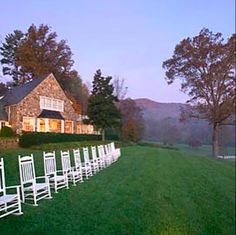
0 0 234 103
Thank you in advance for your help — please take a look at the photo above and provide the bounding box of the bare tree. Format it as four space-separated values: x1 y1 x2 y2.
112 76 128 101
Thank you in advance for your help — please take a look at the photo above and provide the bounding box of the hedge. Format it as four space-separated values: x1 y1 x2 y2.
19 132 102 148
0 126 15 137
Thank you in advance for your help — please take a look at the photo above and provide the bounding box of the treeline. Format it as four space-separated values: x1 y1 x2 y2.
143 117 235 147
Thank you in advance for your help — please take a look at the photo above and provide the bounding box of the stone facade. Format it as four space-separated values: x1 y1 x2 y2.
3 74 89 134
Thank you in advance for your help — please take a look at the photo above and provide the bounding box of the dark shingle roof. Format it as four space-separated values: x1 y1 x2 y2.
38 109 64 120
0 101 8 121
1 74 51 106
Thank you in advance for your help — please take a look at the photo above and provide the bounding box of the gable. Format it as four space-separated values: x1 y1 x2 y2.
1 73 50 106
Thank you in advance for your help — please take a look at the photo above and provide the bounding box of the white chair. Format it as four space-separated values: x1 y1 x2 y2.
61 150 83 185
94 146 105 170
104 145 113 166
90 146 100 172
0 158 23 219
83 147 98 174
109 142 121 161
43 151 69 193
97 145 107 169
73 148 92 179
18 154 51 206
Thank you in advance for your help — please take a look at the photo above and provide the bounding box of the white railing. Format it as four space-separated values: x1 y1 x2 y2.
217 155 236 159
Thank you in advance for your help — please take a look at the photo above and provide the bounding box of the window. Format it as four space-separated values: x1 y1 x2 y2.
39 118 46 132
65 121 73 134
49 119 61 133
76 123 82 134
0 122 6 129
23 117 35 131
40 96 64 112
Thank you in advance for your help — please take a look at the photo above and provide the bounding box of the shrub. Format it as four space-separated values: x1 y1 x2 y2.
19 132 102 148
188 139 202 148
105 128 119 141
0 126 15 137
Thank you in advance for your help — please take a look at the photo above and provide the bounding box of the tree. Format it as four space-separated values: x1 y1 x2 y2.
162 28 235 157
0 30 24 84
0 82 8 96
16 24 74 84
119 98 144 142
113 76 128 100
0 24 75 87
87 70 121 141
159 117 181 145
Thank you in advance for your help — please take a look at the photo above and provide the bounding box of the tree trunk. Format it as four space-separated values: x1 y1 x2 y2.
102 129 105 141
212 123 220 158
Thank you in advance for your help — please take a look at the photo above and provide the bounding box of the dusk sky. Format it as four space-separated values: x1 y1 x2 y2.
0 0 234 103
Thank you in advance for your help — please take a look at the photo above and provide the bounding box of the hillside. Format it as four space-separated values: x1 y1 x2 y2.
135 98 186 120
134 98 235 148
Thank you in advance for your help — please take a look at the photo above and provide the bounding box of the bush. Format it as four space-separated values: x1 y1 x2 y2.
19 132 102 148
0 126 15 137
105 128 119 141
188 139 202 148
138 141 179 150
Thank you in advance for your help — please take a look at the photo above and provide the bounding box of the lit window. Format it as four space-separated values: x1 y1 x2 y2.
65 121 73 134
0 122 6 129
23 117 35 131
39 119 46 132
49 119 61 133
76 123 82 134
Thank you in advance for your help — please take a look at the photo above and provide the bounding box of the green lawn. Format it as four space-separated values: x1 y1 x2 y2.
0 145 235 235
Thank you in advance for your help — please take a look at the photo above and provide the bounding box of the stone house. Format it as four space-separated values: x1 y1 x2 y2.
0 73 96 134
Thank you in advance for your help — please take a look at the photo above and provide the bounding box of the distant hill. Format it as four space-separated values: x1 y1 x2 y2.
134 98 186 120
134 98 235 147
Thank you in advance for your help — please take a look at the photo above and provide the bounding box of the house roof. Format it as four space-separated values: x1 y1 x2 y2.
1 73 51 106
0 101 8 121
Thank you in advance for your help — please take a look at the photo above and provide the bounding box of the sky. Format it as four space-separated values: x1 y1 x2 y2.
0 0 234 103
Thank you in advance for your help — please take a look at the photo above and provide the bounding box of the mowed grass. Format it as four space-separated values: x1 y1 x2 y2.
0 145 235 235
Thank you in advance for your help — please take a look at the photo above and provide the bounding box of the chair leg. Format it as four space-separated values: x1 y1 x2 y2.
33 190 38 206
48 187 52 199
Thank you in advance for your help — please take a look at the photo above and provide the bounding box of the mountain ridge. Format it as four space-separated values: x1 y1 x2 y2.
134 98 186 120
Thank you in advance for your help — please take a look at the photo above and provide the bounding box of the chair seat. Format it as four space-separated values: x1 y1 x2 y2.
68 171 81 177
81 163 91 168
0 194 18 205
51 175 66 182
25 183 48 192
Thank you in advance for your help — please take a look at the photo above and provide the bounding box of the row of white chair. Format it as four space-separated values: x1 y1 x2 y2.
0 142 121 219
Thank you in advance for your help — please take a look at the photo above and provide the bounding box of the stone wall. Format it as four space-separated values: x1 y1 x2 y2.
0 138 18 149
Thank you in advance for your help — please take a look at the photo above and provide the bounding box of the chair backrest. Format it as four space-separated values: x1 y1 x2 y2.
98 145 105 158
61 150 71 172
91 146 97 160
104 145 109 155
83 147 90 163
111 142 116 151
0 158 6 195
43 151 57 176
18 154 36 184
73 149 81 168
